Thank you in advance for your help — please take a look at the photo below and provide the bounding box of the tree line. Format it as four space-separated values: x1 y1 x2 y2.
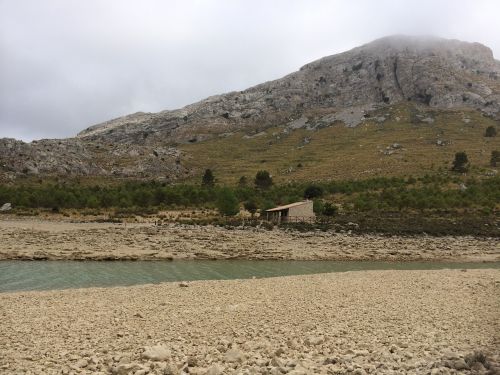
0 172 498 216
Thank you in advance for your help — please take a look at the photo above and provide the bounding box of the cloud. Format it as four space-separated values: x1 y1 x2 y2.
1 0 499 141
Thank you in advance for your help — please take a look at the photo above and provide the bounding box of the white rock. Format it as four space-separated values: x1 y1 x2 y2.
141 345 171 361
205 364 222 375
224 348 244 363
75 359 88 368
0 203 11 211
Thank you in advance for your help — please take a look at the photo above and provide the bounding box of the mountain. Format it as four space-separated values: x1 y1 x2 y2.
1 35 499 183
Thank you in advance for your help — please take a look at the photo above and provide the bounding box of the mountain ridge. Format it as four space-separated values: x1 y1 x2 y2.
1 35 499 182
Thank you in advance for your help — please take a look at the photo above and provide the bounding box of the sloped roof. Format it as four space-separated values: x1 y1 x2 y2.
265 201 311 212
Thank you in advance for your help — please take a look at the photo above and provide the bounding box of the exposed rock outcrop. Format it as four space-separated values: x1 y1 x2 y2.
1 35 499 181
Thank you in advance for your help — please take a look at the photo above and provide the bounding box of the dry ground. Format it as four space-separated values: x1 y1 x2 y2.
0 218 499 261
0 269 499 374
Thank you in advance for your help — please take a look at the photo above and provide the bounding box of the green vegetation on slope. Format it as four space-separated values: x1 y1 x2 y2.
180 104 499 183
1 175 498 214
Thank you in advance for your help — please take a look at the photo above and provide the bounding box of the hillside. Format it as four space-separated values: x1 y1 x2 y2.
180 103 499 183
1 35 499 183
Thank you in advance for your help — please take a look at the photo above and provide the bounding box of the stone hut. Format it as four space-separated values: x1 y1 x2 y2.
265 201 315 223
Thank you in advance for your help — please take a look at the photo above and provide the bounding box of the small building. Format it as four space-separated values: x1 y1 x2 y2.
265 201 315 223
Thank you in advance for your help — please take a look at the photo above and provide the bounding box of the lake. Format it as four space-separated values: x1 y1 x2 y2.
1 260 498 292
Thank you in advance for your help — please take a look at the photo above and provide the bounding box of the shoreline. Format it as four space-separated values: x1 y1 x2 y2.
2 257 500 263
1 217 499 262
1 269 499 374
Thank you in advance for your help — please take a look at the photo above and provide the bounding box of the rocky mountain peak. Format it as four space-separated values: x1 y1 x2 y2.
2 35 499 181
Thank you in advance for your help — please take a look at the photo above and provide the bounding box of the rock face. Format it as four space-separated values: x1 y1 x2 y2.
1 35 500 181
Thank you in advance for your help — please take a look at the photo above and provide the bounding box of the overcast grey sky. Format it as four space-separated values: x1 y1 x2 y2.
1 0 499 141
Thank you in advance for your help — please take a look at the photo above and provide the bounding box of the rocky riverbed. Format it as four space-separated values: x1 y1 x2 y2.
0 269 499 374
0 218 499 262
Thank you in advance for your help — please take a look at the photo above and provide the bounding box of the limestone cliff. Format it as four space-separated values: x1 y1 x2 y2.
1 35 499 181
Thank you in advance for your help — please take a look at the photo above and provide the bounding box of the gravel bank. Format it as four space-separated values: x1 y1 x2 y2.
0 219 499 261
1 269 499 374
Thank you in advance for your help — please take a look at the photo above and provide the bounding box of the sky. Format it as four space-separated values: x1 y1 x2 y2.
1 0 499 141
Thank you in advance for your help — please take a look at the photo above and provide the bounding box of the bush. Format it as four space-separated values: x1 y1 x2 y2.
323 202 337 216
201 169 214 187
313 199 324 214
243 200 258 216
254 170 273 189
304 185 323 199
485 126 497 137
490 150 500 167
216 188 239 216
238 176 248 187
451 152 469 173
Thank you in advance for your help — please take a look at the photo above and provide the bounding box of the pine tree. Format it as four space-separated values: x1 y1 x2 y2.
216 188 239 216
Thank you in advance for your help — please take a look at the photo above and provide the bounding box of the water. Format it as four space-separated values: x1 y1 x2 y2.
1 260 498 293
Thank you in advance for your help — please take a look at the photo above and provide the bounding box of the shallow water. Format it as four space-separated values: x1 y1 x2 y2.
1 260 499 292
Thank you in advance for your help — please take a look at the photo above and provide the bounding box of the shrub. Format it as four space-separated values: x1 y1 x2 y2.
313 199 324 214
490 150 500 167
304 185 323 199
201 169 214 187
254 170 273 189
485 126 497 137
323 202 337 216
238 176 248 187
216 188 239 216
451 152 469 173
243 200 258 217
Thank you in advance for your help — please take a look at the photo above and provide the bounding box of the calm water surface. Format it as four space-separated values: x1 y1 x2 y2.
0 260 498 292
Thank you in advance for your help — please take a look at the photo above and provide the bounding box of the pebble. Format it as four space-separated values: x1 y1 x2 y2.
0 269 498 375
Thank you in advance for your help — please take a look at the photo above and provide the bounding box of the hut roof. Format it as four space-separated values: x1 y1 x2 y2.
265 201 311 212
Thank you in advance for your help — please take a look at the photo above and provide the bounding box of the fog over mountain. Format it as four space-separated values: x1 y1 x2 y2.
1 0 499 141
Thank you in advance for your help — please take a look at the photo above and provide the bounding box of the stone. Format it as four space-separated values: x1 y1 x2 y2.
162 363 180 375
0 203 11 211
187 356 198 367
142 345 171 361
224 348 244 363
179 282 189 288
470 362 486 372
305 336 325 346
443 351 460 360
270 356 284 367
112 363 141 375
205 364 222 375
75 359 88 368
452 359 469 370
